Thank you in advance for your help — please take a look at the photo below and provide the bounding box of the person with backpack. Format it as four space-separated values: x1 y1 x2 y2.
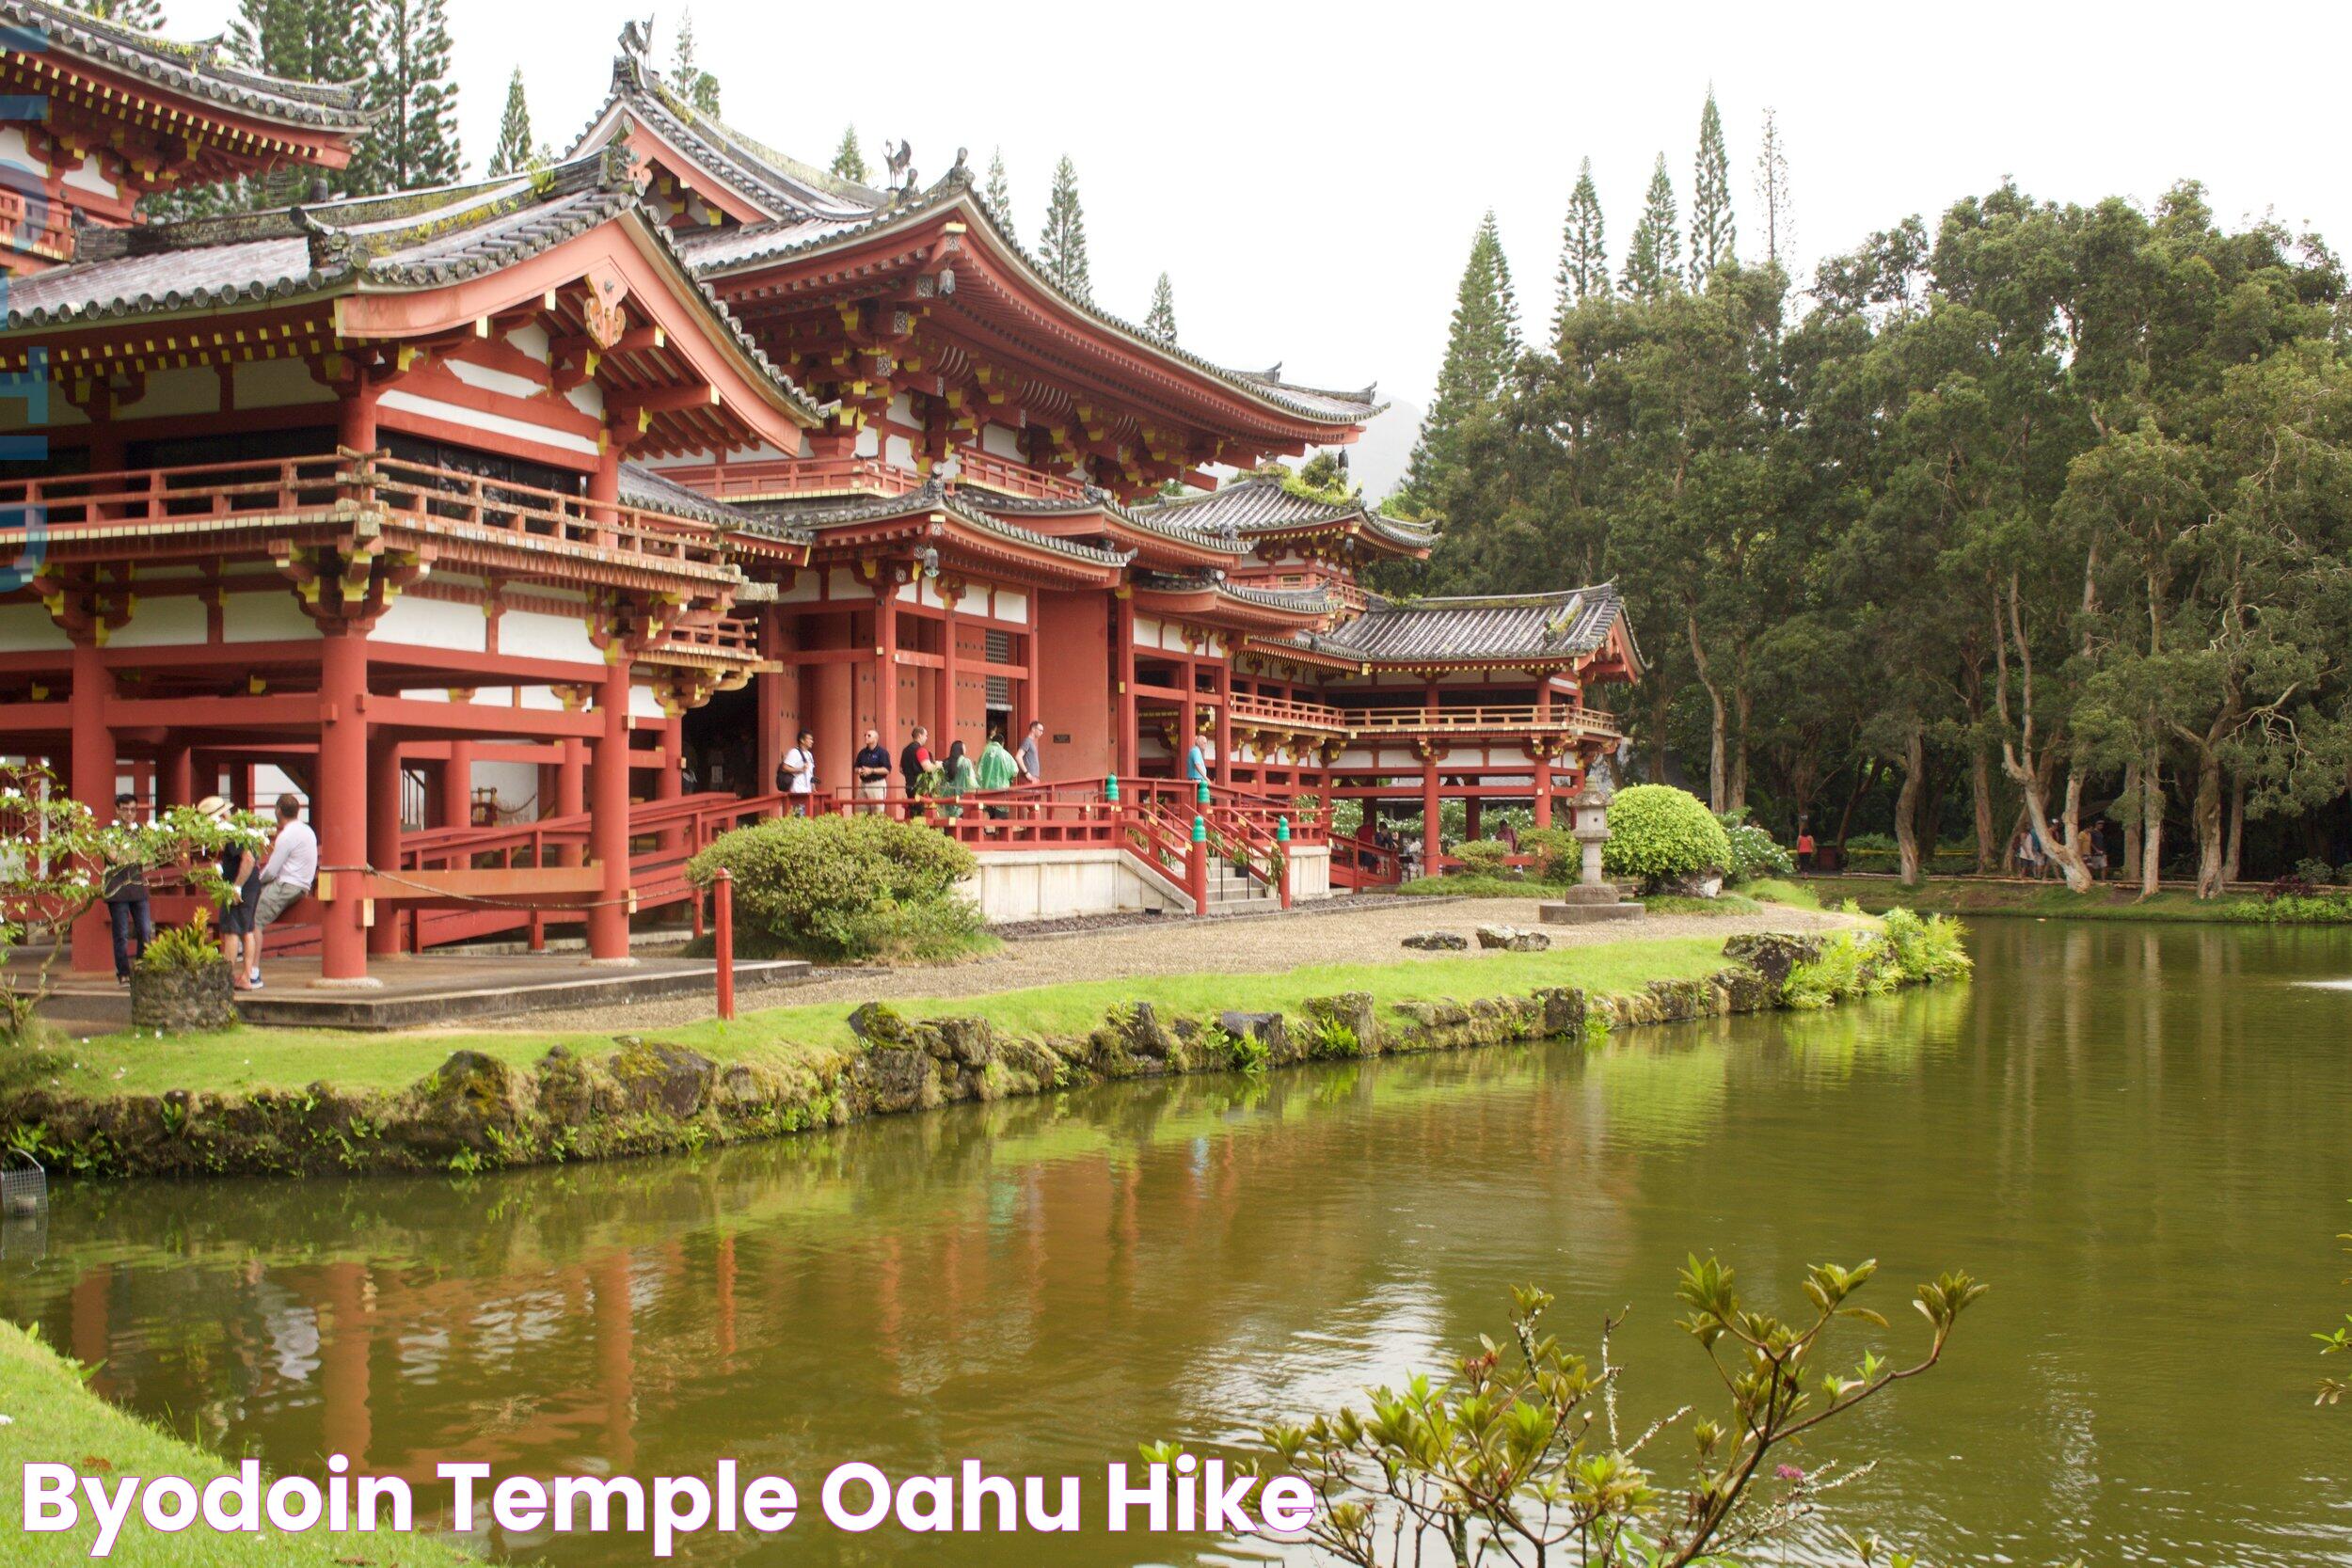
777 729 818 815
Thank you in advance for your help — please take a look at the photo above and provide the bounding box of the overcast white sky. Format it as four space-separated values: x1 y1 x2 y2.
171 0 2352 495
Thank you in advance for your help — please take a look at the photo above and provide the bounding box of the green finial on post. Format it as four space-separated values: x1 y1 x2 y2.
1196 779 1210 806
1277 815 1291 842
1191 815 1207 843
1104 773 1120 802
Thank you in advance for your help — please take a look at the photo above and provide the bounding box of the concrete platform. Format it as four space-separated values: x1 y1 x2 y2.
1539 900 1647 925
23 951 816 1033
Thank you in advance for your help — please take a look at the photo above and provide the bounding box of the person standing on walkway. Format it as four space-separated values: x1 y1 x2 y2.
977 730 1019 820
898 725 932 805
779 729 818 815
938 739 977 819
851 728 892 812
1017 720 1045 785
1185 736 1209 785
246 792 316 990
199 795 262 990
102 793 151 984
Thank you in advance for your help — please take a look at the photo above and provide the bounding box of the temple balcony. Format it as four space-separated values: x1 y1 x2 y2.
1226 691 1350 734
946 448 1091 502
653 453 923 502
0 449 758 594
1340 704 1624 740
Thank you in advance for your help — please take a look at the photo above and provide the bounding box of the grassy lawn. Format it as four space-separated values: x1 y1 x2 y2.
0 1321 472 1566
1803 876 2352 924
26 935 1757 1101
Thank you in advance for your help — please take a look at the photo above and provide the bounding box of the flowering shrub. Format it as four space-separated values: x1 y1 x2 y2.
1601 785 1733 889
1716 809 1794 883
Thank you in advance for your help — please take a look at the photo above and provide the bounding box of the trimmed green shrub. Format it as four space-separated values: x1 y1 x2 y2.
1452 838 1514 877
685 814 983 962
1518 826 1579 884
1601 785 1733 889
1716 809 1793 883
135 908 220 974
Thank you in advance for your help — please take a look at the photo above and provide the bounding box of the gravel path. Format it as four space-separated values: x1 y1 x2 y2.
494 897 1864 1036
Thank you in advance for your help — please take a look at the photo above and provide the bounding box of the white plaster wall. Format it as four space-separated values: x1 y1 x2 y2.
233 358 334 410
223 593 321 643
0 604 69 653
373 594 488 654
109 595 207 648
500 609 601 663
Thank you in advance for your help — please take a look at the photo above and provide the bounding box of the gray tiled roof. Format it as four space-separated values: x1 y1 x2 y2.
1292 586 1630 665
1136 475 1437 550
1135 571 1335 616
621 463 787 532
962 485 1249 556
3 0 372 130
737 481 1135 569
574 48 885 225
2 149 822 425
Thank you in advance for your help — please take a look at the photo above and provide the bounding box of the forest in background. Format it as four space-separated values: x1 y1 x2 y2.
1383 92 2352 894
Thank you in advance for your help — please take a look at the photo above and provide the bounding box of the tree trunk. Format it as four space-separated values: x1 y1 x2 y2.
1834 758 1881 854
2192 747 2225 900
1971 747 1997 875
1894 725 1926 886
1645 678 1675 786
2222 770 2245 886
2139 745 2164 899
1687 613 1726 814
2119 757 2141 883
1729 684 1752 816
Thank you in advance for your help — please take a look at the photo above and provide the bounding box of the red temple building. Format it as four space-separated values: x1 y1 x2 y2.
0 10 1637 987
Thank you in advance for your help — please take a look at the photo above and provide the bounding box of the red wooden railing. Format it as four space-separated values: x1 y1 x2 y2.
1226 691 1350 731
948 448 1090 501
1345 704 1624 738
651 453 923 500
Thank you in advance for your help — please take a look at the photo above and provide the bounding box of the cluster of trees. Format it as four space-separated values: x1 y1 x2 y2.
1391 93 2352 893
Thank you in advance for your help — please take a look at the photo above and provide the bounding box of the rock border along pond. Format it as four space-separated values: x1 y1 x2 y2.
3 932 1878 1180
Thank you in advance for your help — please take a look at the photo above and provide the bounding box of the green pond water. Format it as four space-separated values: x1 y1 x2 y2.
4 920 2350 1564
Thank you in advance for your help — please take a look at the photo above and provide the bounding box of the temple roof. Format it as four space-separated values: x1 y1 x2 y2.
1136 474 1437 552
1294 586 1634 668
970 487 1250 557
620 462 783 531
737 481 1136 570
0 148 822 428
578 43 886 224
1 0 373 132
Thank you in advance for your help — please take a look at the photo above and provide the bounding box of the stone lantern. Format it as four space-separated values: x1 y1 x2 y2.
1542 783 1644 925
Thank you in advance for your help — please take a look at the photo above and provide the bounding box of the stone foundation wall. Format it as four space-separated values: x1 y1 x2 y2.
2 934 1885 1181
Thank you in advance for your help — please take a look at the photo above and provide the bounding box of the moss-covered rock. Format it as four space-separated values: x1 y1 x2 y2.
385 1050 529 1160
1722 932 1824 988
607 1041 717 1118
1300 991 1377 1057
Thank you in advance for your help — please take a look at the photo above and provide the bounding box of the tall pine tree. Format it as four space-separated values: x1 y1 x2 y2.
356 0 460 195
1689 87 1735 287
71 0 167 29
1038 155 1090 301
1401 210 1519 507
1753 105 1794 267
671 10 721 117
983 147 1011 223
1555 156 1608 325
1144 273 1177 342
1620 153 1680 298
831 127 868 182
486 68 532 178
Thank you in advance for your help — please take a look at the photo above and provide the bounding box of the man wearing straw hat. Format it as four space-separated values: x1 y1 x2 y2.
199 796 262 990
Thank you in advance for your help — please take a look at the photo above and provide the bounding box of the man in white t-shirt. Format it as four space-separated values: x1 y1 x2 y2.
246 792 317 990
779 728 818 815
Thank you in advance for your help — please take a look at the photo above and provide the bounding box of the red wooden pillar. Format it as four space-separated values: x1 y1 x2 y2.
555 736 586 863
936 591 960 752
874 582 899 752
1466 796 1483 840
157 743 194 809
1114 593 1138 780
1534 681 1555 829
588 659 635 962
755 605 785 802
316 626 372 984
68 637 115 973
1421 745 1442 876
1180 655 1198 784
365 736 404 957
439 741 474 828
655 714 684 854
1213 655 1233 789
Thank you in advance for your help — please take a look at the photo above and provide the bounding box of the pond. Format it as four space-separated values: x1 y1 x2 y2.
4 919 2348 1565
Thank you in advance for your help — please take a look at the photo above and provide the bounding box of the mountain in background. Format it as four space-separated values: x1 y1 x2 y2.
1344 396 1421 509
